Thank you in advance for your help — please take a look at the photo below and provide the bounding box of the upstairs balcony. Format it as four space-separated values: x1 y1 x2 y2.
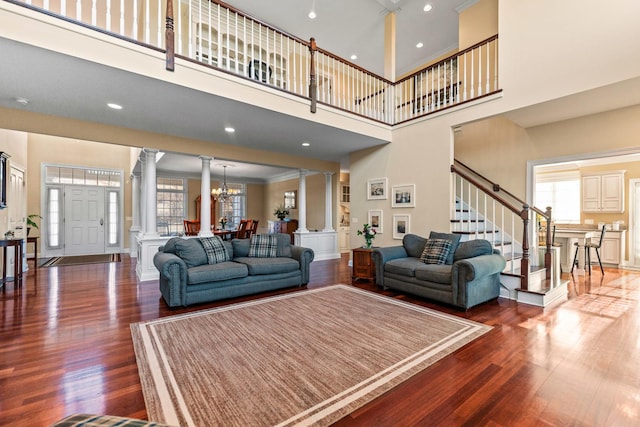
6 0 500 126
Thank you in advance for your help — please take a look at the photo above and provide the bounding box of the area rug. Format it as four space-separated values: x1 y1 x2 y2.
131 285 491 427
40 253 121 267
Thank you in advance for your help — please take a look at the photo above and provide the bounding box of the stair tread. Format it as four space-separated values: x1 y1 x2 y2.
453 230 499 235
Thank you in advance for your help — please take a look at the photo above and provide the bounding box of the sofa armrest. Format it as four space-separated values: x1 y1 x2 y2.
372 246 409 286
291 245 315 284
452 254 506 307
153 251 188 307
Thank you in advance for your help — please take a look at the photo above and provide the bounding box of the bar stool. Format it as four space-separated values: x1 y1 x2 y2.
571 225 606 275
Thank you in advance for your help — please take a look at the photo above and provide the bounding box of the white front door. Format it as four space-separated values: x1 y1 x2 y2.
64 186 105 255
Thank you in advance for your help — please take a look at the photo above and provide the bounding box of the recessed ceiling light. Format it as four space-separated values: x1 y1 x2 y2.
107 103 123 110
225 127 235 133
423 4 433 12
350 54 358 60
302 142 311 147
308 10 316 19
14 97 29 106
416 42 424 48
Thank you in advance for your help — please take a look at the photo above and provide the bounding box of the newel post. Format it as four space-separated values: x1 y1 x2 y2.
165 0 175 71
520 205 530 290
544 206 553 279
309 37 317 113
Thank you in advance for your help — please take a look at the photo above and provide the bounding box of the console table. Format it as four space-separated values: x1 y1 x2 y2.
27 236 38 268
0 238 23 287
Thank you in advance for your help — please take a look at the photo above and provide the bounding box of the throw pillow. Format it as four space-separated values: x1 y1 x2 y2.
420 238 453 265
174 238 208 268
200 236 231 264
248 234 278 258
428 231 462 265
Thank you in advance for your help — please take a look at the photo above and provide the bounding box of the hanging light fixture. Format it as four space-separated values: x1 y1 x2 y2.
212 165 236 202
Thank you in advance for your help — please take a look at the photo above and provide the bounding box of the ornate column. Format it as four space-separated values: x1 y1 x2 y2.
139 153 147 235
143 148 158 237
129 173 141 257
323 172 335 232
297 169 309 232
199 156 213 237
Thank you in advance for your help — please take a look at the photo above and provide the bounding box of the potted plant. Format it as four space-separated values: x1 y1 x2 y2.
26 214 42 236
273 205 289 220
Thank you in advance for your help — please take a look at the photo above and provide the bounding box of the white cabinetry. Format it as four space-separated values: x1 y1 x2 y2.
582 171 625 213
599 230 625 266
339 226 350 253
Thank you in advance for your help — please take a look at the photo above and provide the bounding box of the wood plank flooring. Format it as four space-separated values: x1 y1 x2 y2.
1 255 639 426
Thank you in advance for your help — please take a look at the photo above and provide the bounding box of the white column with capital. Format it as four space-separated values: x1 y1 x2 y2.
297 169 309 233
323 172 335 232
129 173 141 257
199 156 213 237
139 153 147 235
143 148 158 237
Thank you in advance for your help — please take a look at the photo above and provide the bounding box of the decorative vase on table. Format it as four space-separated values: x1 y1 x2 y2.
357 223 376 249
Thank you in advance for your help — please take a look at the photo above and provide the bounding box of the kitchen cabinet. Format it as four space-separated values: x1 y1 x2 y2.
582 171 625 213
599 230 625 266
339 226 350 253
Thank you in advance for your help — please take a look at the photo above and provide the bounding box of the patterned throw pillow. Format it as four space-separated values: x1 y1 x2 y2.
420 238 453 265
248 234 278 258
200 236 231 264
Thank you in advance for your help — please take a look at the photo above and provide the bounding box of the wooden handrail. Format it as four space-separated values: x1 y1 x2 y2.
450 164 523 216
454 159 549 218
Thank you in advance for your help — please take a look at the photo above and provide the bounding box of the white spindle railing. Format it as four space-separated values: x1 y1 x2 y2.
8 0 499 125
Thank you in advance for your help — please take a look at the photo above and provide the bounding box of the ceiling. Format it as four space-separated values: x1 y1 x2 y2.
224 0 472 77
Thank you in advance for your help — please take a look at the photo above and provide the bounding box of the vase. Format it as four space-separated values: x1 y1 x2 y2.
365 239 372 249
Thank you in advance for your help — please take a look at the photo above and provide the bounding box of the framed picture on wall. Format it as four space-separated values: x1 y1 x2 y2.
391 184 415 208
367 178 388 200
368 209 383 234
392 214 410 240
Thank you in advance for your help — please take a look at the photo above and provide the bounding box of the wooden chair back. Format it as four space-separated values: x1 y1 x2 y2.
183 220 200 236
247 219 259 238
236 219 251 239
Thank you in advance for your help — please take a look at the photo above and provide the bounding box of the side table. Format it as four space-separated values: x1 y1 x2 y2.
27 236 38 268
352 247 376 281
0 238 23 288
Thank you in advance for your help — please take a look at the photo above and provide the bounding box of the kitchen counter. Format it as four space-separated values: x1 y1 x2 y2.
551 226 625 270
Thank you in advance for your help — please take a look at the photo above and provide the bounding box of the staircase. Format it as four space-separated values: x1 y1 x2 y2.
451 160 569 307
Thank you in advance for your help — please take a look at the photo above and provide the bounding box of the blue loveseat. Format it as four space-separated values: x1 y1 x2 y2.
153 233 314 307
372 232 506 309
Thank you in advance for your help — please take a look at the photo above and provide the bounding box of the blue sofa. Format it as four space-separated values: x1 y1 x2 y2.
153 233 314 307
372 232 506 309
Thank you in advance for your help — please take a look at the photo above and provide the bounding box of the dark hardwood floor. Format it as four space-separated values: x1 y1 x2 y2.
1 254 639 426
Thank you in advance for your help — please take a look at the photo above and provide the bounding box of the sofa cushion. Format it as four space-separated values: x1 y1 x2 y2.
174 238 208 268
161 237 182 254
232 238 250 257
187 261 248 285
454 239 494 261
200 236 231 264
248 234 278 257
428 231 462 265
420 238 452 265
384 257 424 277
234 257 300 275
402 234 428 258
414 263 453 284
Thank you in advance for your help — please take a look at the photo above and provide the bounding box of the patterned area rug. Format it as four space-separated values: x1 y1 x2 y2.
131 285 491 426
40 253 121 267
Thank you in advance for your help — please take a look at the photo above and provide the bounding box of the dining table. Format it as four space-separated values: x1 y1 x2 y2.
212 228 237 240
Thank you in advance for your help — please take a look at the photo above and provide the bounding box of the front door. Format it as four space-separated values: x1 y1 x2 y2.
64 186 105 255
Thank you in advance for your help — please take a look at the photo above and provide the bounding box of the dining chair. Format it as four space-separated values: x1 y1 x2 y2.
235 219 251 239
247 219 259 238
183 219 200 236
571 225 606 275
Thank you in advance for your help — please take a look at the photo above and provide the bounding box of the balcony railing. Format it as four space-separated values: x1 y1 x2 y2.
6 0 500 125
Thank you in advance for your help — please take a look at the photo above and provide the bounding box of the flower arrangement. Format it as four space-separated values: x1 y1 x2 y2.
273 205 289 220
219 216 228 229
357 223 376 248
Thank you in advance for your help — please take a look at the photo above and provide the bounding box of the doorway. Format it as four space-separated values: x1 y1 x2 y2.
629 179 640 267
64 186 105 255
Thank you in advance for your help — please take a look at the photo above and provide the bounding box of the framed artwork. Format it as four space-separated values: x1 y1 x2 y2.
392 184 416 208
392 214 410 240
368 209 383 234
367 178 388 200
284 190 297 209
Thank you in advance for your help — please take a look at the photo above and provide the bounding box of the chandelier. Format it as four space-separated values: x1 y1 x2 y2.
212 165 237 202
